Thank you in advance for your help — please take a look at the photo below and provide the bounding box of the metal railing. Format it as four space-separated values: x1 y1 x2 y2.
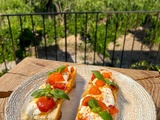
0 11 160 72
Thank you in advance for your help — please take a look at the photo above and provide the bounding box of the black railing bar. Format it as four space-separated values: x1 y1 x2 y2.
147 45 152 64
30 15 35 32
0 19 7 70
0 38 8 71
93 13 99 65
147 13 159 64
30 15 38 58
120 13 130 68
74 13 77 63
18 16 27 57
7 16 16 62
84 13 88 64
129 13 140 67
53 15 58 61
154 12 160 65
155 44 160 65
138 12 150 62
103 14 109 66
64 14 67 62
19 16 23 32
111 14 118 66
42 15 48 59
1 11 160 16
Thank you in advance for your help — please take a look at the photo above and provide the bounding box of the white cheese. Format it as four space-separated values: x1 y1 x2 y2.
92 78 98 86
26 100 40 117
91 78 115 107
100 87 115 106
62 72 69 83
79 106 102 120
62 66 73 83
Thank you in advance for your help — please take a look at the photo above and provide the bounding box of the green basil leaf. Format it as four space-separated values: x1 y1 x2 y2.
51 89 70 100
91 107 102 113
57 66 66 73
92 70 105 81
88 98 102 113
31 89 45 98
88 98 99 109
47 70 56 76
99 111 113 120
47 66 66 76
46 84 52 91
105 79 119 89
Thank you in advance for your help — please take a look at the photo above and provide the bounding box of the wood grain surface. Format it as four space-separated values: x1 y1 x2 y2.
0 57 159 120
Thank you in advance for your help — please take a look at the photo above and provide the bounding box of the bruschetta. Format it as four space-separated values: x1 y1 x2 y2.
75 69 119 120
21 65 76 120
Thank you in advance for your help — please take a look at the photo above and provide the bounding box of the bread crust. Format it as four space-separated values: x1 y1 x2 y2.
21 66 76 120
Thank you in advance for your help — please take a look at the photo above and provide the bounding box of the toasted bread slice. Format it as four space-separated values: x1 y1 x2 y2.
21 65 76 120
75 69 118 120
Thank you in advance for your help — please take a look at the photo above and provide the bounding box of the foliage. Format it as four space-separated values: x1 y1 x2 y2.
131 61 160 72
0 68 8 77
0 0 160 70
0 0 33 14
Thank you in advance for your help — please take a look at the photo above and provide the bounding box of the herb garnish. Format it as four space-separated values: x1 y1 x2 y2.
31 84 70 100
47 65 66 76
92 70 119 89
88 98 113 120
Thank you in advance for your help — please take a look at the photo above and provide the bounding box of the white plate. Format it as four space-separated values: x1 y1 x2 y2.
5 65 156 120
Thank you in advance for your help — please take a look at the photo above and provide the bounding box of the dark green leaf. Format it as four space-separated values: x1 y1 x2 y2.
99 111 113 120
47 70 56 76
47 65 65 76
105 79 119 89
91 107 102 113
45 91 50 96
57 66 66 73
51 89 70 100
31 89 45 98
92 70 105 81
88 98 102 113
88 98 99 109
46 84 52 91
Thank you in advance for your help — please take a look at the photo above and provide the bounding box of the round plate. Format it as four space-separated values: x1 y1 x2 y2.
5 65 156 120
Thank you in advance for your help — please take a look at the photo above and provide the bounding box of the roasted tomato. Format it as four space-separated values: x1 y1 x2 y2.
81 96 94 106
91 73 96 81
108 105 119 115
102 72 112 79
97 100 107 111
37 96 56 112
46 72 64 85
89 86 102 95
61 65 69 73
95 80 105 87
52 83 66 90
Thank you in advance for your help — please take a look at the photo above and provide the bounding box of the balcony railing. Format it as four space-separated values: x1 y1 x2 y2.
0 11 160 72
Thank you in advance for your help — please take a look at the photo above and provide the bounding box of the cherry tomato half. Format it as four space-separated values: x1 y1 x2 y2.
108 105 119 115
89 86 102 95
37 96 56 112
102 72 112 79
91 73 96 81
46 72 64 85
52 83 66 90
81 96 94 106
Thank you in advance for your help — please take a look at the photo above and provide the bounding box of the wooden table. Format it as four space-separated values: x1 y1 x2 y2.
0 57 160 120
